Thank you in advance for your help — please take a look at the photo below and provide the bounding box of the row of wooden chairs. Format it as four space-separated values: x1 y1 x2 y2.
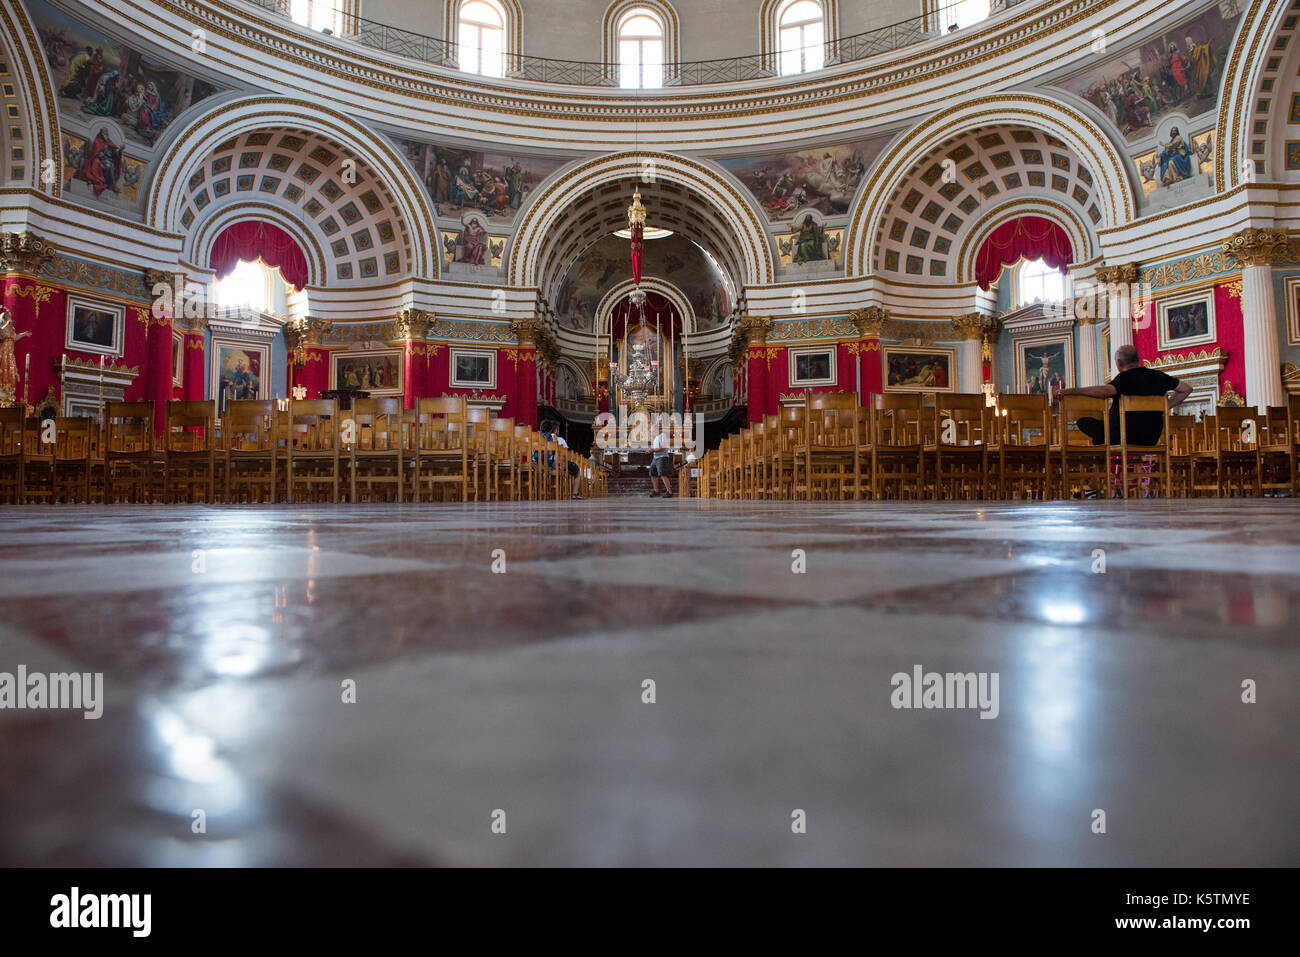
0 397 606 504
696 391 1300 501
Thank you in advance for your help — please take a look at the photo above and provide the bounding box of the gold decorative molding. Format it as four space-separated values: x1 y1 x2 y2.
10 282 53 321
1095 262 1141 285
1218 381 1245 407
1145 347 1227 371
949 312 985 340
510 315 545 348
845 339 880 355
849 305 889 338
393 308 437 340
132 305 172 330
769 317 855 341
1221 228 1289 268
0 232 56 276
1139 254 1228 289
1225 279 1242 300
408 342 444 359
740 314 773 347
284 316 333 365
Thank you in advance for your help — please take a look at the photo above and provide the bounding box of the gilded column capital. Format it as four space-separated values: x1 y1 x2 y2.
392 307 437 340
0 232 56 275
949 312 985 340
511 315 544 348
1222 227 1289 267
1094 262 1141 285
285 316 331 365
849 305 889 338
740 314 773 347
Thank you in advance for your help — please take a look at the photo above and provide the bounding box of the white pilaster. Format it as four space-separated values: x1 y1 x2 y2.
958 337 983 393
1240 263 1283 412
1077 320 1100 386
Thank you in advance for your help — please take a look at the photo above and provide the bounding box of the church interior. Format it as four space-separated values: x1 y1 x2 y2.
0 0 1297 871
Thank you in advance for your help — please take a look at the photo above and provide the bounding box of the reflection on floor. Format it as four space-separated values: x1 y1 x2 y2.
1 500 1296 866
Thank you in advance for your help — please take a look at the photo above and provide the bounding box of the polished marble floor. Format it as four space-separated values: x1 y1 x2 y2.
1 499 1297 866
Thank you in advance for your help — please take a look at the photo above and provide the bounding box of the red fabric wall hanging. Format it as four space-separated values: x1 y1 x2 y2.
209 220 310 292
974 216 1074 290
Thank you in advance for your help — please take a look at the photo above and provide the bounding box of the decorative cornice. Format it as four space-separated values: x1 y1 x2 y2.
740 314 773 347
0 232 56 276
849 306 889 338
1221 228 1290 268
1095 262 1141 285
285 316 333 364
1145 347 1227 372
511 315 545 348
393 308 437 340
949 312 985 340
769 317 856 341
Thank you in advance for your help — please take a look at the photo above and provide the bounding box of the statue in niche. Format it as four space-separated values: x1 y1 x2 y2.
0 306 33 403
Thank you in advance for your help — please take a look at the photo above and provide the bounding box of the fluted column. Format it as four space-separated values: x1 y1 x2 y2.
1096 263 1140 357
849 306 888 402
393 308 436 409
1076 315 1100 386
1222 227 1288 412
950 313 984 392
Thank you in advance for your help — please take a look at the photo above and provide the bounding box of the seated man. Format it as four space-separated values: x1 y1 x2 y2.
1054 344 1193 445
537 418 583 499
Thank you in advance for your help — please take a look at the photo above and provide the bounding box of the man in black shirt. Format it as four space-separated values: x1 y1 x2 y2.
1054 344 1193 445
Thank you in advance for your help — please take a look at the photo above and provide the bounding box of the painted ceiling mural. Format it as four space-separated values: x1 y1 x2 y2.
30 0 223 214
553 233 733 333
715 132 893 222
1052 1 1243 144
391 135 572 226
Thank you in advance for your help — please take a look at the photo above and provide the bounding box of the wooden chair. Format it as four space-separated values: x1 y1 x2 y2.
414 396 468 502
1108 395 1172 499
993 394 1051 500
488 417 519 501
285 399 341 503
163 400 217 503
871 393 923 499
1053 396 1109 499
104 401 158 503
930 393 990 500
513 423 539 501
465 406 493 501
0 407 25 503
1259 398 1298 497
793 392 858 501
350 397 406 503
1166 413 1198 498
223 400 276 503
52 417 96 503
1190 407 1260 497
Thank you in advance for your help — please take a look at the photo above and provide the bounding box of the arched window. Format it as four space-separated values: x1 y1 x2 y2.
1016 257 1068 307
778 0 824 75
618 9 665 88
289 0 344 35
939 0 991 33
215 259 272 313
458 0 507 77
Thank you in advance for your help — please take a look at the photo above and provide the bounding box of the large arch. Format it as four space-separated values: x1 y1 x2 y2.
1217 0 1292 189
0 0 61 197
594 277 696 337
509 151 775 292
188 203 329 290
957 198 1096 286
146 95 440 279
844 93 1138 277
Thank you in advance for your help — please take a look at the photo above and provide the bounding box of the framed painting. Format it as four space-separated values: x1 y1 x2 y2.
1156 291 1215 351
1286 276 1300 346
65 296 123 357
172 330 184 387
450 347 496 390
1015 333 1074 396
210 337 268 414
787 344 836 388
331 349 403 397
883 346 955 392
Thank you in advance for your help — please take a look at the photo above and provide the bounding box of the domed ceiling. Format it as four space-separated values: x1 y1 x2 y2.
552 232 734 334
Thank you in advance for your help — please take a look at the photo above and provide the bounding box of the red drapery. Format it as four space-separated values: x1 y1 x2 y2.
974 216 1073 290
209 220 309 291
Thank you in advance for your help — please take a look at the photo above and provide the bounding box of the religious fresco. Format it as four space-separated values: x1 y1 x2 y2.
441 214 506 268
552 233 734 332
30 0 222 213
776 215 843 267
715 133 892 221
1051 2 1243 143
391 136 570 225
1136 127 1216 196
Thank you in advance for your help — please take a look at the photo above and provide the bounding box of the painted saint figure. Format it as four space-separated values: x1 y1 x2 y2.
1159 127 1193 185
0 305 33 401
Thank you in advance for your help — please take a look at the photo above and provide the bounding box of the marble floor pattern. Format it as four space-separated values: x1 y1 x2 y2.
0 499 1296 867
